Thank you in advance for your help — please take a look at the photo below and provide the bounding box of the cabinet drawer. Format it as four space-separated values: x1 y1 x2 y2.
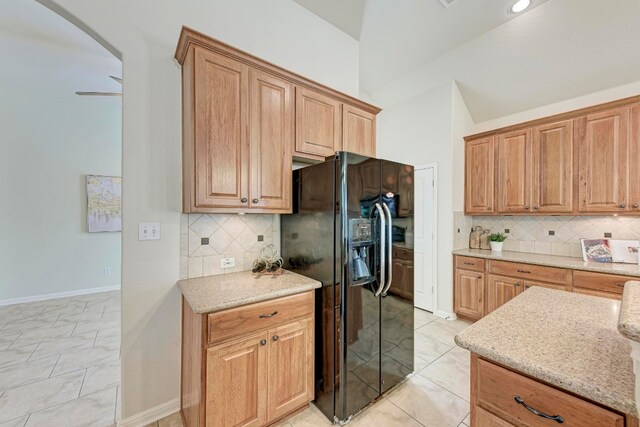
477 358 624 427
489 260 571 285
456 256 486 272
208 291 314 345
475 406 514 427
573 270 632 296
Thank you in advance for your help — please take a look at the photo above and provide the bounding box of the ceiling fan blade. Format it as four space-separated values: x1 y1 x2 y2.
109 76 123 84
75 91 122 96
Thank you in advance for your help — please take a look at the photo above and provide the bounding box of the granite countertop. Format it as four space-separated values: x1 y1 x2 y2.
177 269 322 314
453 248 640 277
619 281 640 342
455 287 636 416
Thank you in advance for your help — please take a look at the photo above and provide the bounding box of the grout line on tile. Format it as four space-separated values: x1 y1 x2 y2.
389 400 427 426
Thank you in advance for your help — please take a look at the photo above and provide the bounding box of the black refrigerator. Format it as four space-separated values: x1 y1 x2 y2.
281 152 415 424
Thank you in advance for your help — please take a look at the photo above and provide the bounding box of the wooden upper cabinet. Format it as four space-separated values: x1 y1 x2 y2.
532 120 574 213
206 332 268 427
249 70 293 211
295 87 341 159
465 137 495 214
630 104 640 212
191 47 250 211
577 107 630 212
497 129 532 213
342 104 376 157
267 319 314 421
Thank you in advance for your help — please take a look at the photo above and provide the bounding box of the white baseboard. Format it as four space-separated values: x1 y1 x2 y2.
434 310 456 320
0 285 121 307
118 398 180 427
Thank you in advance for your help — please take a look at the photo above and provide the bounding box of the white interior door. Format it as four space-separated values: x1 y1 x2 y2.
414 166 436 312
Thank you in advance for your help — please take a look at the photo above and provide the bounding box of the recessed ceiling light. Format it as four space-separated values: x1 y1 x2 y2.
509 0 532 14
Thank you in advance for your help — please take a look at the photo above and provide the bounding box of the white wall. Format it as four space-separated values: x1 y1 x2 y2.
0 97 122 302
38 0 360 420
378 82 463 315
0 7 122 303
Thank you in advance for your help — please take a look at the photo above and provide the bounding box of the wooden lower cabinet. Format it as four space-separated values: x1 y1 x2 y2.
486 275 523 314
206 332 268 427
454 255 635 320
182 292 315 427
454 269 485 320
471 354 632 427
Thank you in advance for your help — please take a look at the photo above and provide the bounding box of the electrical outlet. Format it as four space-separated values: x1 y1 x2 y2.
103 267 111 275
220 257 236 269
138 223 161 241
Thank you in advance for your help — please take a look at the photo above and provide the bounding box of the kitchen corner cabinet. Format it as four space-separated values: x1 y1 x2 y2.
181 291 315 427
176 26 380 214
463 95 640 216
465 137 495 214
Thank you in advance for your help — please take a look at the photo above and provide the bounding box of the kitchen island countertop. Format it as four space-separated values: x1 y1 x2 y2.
178 269 321 314
455 286 637 417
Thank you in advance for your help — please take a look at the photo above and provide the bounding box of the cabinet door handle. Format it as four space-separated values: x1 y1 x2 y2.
241 197 248 203
517 269 531 274
252 198 260 204
524 206 530 210
620 204 626 208
633 204 639 209
259 311 278 318
259 339 267 346
272 335 279 341
514 396 564 424
515 283 522 287
533 206 539 210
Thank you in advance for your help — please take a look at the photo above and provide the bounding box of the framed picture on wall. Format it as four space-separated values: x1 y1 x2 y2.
87 175 122 232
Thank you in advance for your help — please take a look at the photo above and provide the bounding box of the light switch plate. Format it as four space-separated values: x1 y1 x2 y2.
139 223 161 241
220 257 235 269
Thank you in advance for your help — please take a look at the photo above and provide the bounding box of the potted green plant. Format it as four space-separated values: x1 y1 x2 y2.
489 233 507 252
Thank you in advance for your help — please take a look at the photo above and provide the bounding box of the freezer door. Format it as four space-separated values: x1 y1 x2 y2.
335 152 383 421
379 160 415 393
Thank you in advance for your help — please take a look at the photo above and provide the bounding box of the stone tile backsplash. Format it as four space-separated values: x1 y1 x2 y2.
471 216 640 258
180 213 280 279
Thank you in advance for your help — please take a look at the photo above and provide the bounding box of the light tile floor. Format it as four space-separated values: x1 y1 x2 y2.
0 291 121 427
150 309 473 427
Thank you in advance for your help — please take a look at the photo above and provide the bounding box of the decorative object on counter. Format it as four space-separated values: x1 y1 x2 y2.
489 233 507 252
480 229 491 250
581 239 640 264
469 225 483 249
252 244 284 274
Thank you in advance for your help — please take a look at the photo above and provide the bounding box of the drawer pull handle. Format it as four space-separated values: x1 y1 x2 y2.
259 311 278 319
614 282 626 287
464 262 475 266
517 269 531 274
514 396 564 424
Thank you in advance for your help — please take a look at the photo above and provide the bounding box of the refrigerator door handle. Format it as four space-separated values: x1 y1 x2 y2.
381 203 393 296
373 203 386 297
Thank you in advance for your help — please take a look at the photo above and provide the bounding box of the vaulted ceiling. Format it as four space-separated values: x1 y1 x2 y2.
296 0 640 122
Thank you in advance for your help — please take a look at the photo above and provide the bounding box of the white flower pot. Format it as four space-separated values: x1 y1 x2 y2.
490 241 504 252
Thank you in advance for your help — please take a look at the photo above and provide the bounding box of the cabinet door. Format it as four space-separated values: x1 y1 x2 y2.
267 318 314 421
193 47 250 209
497 129 532 213
487 274 523 314
206 332 268 427
249 70 293 211
532 120 574 213
343 105 376 157
454 269 484 320
577 107 629 212
295 87 341 158
630 104 640 212
465 137 495 214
